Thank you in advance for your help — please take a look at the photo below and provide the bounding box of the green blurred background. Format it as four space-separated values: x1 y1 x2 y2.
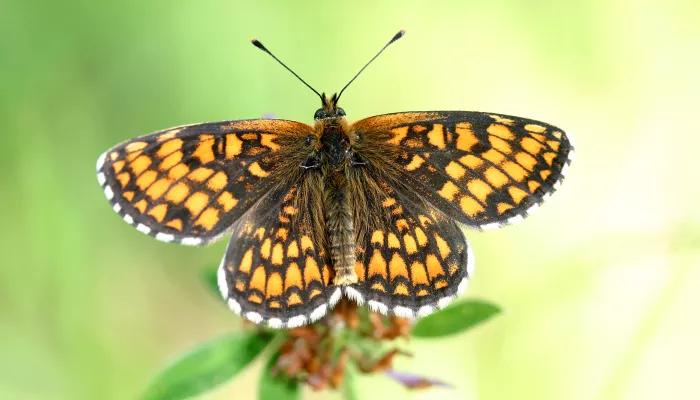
2 0 699 399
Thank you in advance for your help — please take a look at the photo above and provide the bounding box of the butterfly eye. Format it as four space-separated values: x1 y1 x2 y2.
314 109 325 120
337 108 346 117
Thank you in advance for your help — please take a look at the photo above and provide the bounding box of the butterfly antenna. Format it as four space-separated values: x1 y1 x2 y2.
336 29 406 103
251 38 323 102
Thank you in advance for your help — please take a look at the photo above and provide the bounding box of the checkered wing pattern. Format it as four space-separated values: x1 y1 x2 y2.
96 119 314 245
351 111 574 230
217 181 341 329
345 171 472 318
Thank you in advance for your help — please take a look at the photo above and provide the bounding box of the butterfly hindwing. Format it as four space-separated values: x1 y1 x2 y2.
218 180 341 329
96 119 314 245
351 111 574 230
345 170 472 318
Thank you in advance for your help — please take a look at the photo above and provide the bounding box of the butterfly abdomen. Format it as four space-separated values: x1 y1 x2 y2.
324 169 357 285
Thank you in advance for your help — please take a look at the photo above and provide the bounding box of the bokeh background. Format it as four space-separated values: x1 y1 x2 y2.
2 0 699 399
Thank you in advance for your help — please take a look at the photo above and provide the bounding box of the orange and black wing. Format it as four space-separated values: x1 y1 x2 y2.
351 111 574 230
345 170 472 318
217 178 341 329
96 119 314 245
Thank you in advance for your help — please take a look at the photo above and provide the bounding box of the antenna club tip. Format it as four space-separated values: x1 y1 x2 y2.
251 38 266 50
390 29 406 43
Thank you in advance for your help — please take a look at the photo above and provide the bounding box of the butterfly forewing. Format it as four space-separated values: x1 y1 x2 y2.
218 181 341 328
351 111 574 230
96 119 314 245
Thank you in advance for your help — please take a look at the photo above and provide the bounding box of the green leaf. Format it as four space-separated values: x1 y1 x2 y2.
202 266 219 297
259 353 299 400
142 332 273 400
412 299 501 338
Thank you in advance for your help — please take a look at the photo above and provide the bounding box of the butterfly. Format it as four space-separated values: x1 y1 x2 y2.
96 30 574 328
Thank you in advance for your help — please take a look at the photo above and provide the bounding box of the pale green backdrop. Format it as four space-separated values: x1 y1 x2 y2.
2 0 699 399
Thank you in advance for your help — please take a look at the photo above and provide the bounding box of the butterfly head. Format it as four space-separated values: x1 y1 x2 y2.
314 93 346 120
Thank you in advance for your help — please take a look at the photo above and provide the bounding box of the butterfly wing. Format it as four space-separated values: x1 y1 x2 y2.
96 119 314 245
217 176 341 328
345 170 472 318
350 111 574 230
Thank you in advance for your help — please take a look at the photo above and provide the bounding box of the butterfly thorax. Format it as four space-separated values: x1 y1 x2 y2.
319 119 350 166
313 93 352 165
